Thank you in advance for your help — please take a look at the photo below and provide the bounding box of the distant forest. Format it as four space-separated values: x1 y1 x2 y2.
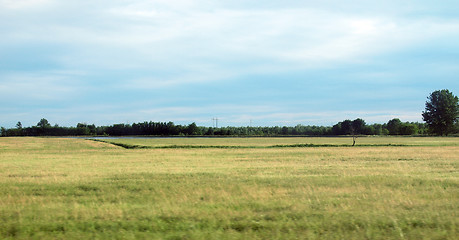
1 118 436 137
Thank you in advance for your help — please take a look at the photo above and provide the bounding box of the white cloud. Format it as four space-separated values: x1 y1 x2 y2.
0 0 53 9
3 1 459 76
0 72 83 102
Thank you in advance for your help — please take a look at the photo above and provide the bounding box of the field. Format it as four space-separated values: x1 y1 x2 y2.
0 137 458 239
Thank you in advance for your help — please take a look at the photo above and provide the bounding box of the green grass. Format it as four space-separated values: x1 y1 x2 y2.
0 137 458 239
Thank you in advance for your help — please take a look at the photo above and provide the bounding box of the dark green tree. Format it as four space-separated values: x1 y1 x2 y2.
77 123 91 135
387 118 402 135
341 120 353 135
422 89 459 136
332 119 366 145
399 123 418 135
351 118 366 134
331 122 342 135
281 126 289 135
350 118 366 146
186 122 199 135
37 118 51 128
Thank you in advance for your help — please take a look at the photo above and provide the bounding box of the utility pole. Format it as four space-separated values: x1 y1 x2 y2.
212 117 219 128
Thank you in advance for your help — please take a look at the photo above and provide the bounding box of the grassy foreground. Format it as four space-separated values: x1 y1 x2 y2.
0 137 458 239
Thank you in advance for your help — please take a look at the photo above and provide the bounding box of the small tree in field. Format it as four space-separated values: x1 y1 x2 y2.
332 119 366 146
422 89 459 136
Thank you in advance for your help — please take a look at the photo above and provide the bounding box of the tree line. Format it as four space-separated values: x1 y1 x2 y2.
1 89 458 137
0 118 432 137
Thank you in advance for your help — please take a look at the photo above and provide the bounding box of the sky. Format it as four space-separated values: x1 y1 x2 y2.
1 0 459 128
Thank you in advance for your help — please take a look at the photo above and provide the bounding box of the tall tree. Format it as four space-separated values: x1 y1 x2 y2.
37 118 51 128
351 118 366 134
186 122 199 135
387 118 402 135
422 89 459 136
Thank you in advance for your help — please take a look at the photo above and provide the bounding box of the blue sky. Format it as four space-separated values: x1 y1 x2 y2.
1 0 459 128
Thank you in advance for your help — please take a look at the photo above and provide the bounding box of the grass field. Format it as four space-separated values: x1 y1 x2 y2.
0 137 458 239
96 136 459 147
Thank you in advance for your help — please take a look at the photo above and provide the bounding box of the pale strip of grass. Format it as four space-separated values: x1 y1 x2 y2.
0 137 458 239
101 136 459 148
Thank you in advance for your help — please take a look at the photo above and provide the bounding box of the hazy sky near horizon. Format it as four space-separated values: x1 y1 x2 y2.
1 0 459 128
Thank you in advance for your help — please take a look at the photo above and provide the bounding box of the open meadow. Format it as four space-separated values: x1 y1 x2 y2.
0 137 458 239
